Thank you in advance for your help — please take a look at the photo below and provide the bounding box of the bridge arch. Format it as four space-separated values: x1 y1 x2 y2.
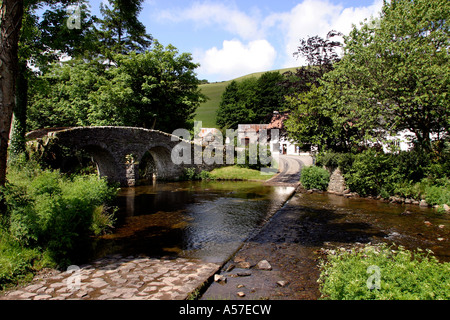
138 146 174 183
27 126 196 186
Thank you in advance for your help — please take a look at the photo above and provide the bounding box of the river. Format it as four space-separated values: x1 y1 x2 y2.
83 180 450 299
88 180 295 264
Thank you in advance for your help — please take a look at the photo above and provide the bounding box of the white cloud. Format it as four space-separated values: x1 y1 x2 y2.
155 0 384 80
196 39 277 81
157 2 263 40
266 0 384 68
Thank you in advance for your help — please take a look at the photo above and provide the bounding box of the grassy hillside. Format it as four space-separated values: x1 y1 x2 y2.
195 67 298 128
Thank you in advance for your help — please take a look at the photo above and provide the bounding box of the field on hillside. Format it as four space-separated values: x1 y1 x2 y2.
194 67 299 128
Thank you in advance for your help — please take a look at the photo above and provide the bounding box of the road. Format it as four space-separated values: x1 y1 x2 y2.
264 155 311 187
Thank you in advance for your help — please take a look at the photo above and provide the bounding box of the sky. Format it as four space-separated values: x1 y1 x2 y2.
87 0 384 82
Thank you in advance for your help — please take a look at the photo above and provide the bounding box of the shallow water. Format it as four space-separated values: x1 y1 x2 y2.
88 181 294 263
85 181 449 267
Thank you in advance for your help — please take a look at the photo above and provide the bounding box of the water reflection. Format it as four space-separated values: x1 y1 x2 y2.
91 181 293 263
89 181 449 265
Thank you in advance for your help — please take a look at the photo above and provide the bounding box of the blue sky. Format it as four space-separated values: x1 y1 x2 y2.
87 0 384 82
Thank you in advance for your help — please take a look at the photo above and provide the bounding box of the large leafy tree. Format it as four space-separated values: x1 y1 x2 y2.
324 0 449 151
282 31 352 151
89 42 205 132
28 42 205 133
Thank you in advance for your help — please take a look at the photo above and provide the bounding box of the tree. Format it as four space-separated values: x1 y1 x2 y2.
281 30 342 98
0 0 24 187
28 42 205 133
10 1 96 156
216 72 288 129
90 42 205 132
282 31 351 151
324 0 449 151
216 79 257 129
98 0 152 58
255 71 287 120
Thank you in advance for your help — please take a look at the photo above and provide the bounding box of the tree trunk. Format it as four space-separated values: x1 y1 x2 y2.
10 60 28 156
0 0 24 186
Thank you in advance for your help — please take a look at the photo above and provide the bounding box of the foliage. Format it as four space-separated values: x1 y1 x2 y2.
281 30 342 97
300 166 330 191
182 168 215 181
216 72 288 129
323 0 449 152
318 145 450 205
285 85 356 153
1 160 117 265
318 243 450 300
343 150 393 196
27 42 205 133
315 152 355 174
282 32 364 152
97 0 152 58
216 79 257 129
0 227 46 290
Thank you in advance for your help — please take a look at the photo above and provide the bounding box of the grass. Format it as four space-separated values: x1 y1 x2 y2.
194 67 299 128
0 227 54 291
209 165 275 181
318 243 450 300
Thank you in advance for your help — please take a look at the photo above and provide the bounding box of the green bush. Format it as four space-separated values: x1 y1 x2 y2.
0 228 44 290
2 162 117 264
300 166 330 191
183 167 198 180
316 151 354 174
318 244 450 300
425 184 450 206
344 150 392 196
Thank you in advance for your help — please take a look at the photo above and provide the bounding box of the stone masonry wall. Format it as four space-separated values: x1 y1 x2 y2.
327 167 347 195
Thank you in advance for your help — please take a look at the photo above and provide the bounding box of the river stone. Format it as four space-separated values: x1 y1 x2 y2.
255 260 272 270
277 280 289 287
214 274 226 283
236 261 251 269
419 200 429 207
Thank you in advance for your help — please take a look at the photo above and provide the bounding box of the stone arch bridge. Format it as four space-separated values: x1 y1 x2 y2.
26 126 206 187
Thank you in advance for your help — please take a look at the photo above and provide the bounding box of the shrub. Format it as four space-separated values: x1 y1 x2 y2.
318 244 450 300
425 184 450 206
197 170 214 180
183 167 198 180
300 166 330 191
315 151 354 174
2 163 117 265
0 228 43 290
343 150 392 196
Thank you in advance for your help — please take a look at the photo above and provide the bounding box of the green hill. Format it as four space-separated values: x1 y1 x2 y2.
195 67 298 128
